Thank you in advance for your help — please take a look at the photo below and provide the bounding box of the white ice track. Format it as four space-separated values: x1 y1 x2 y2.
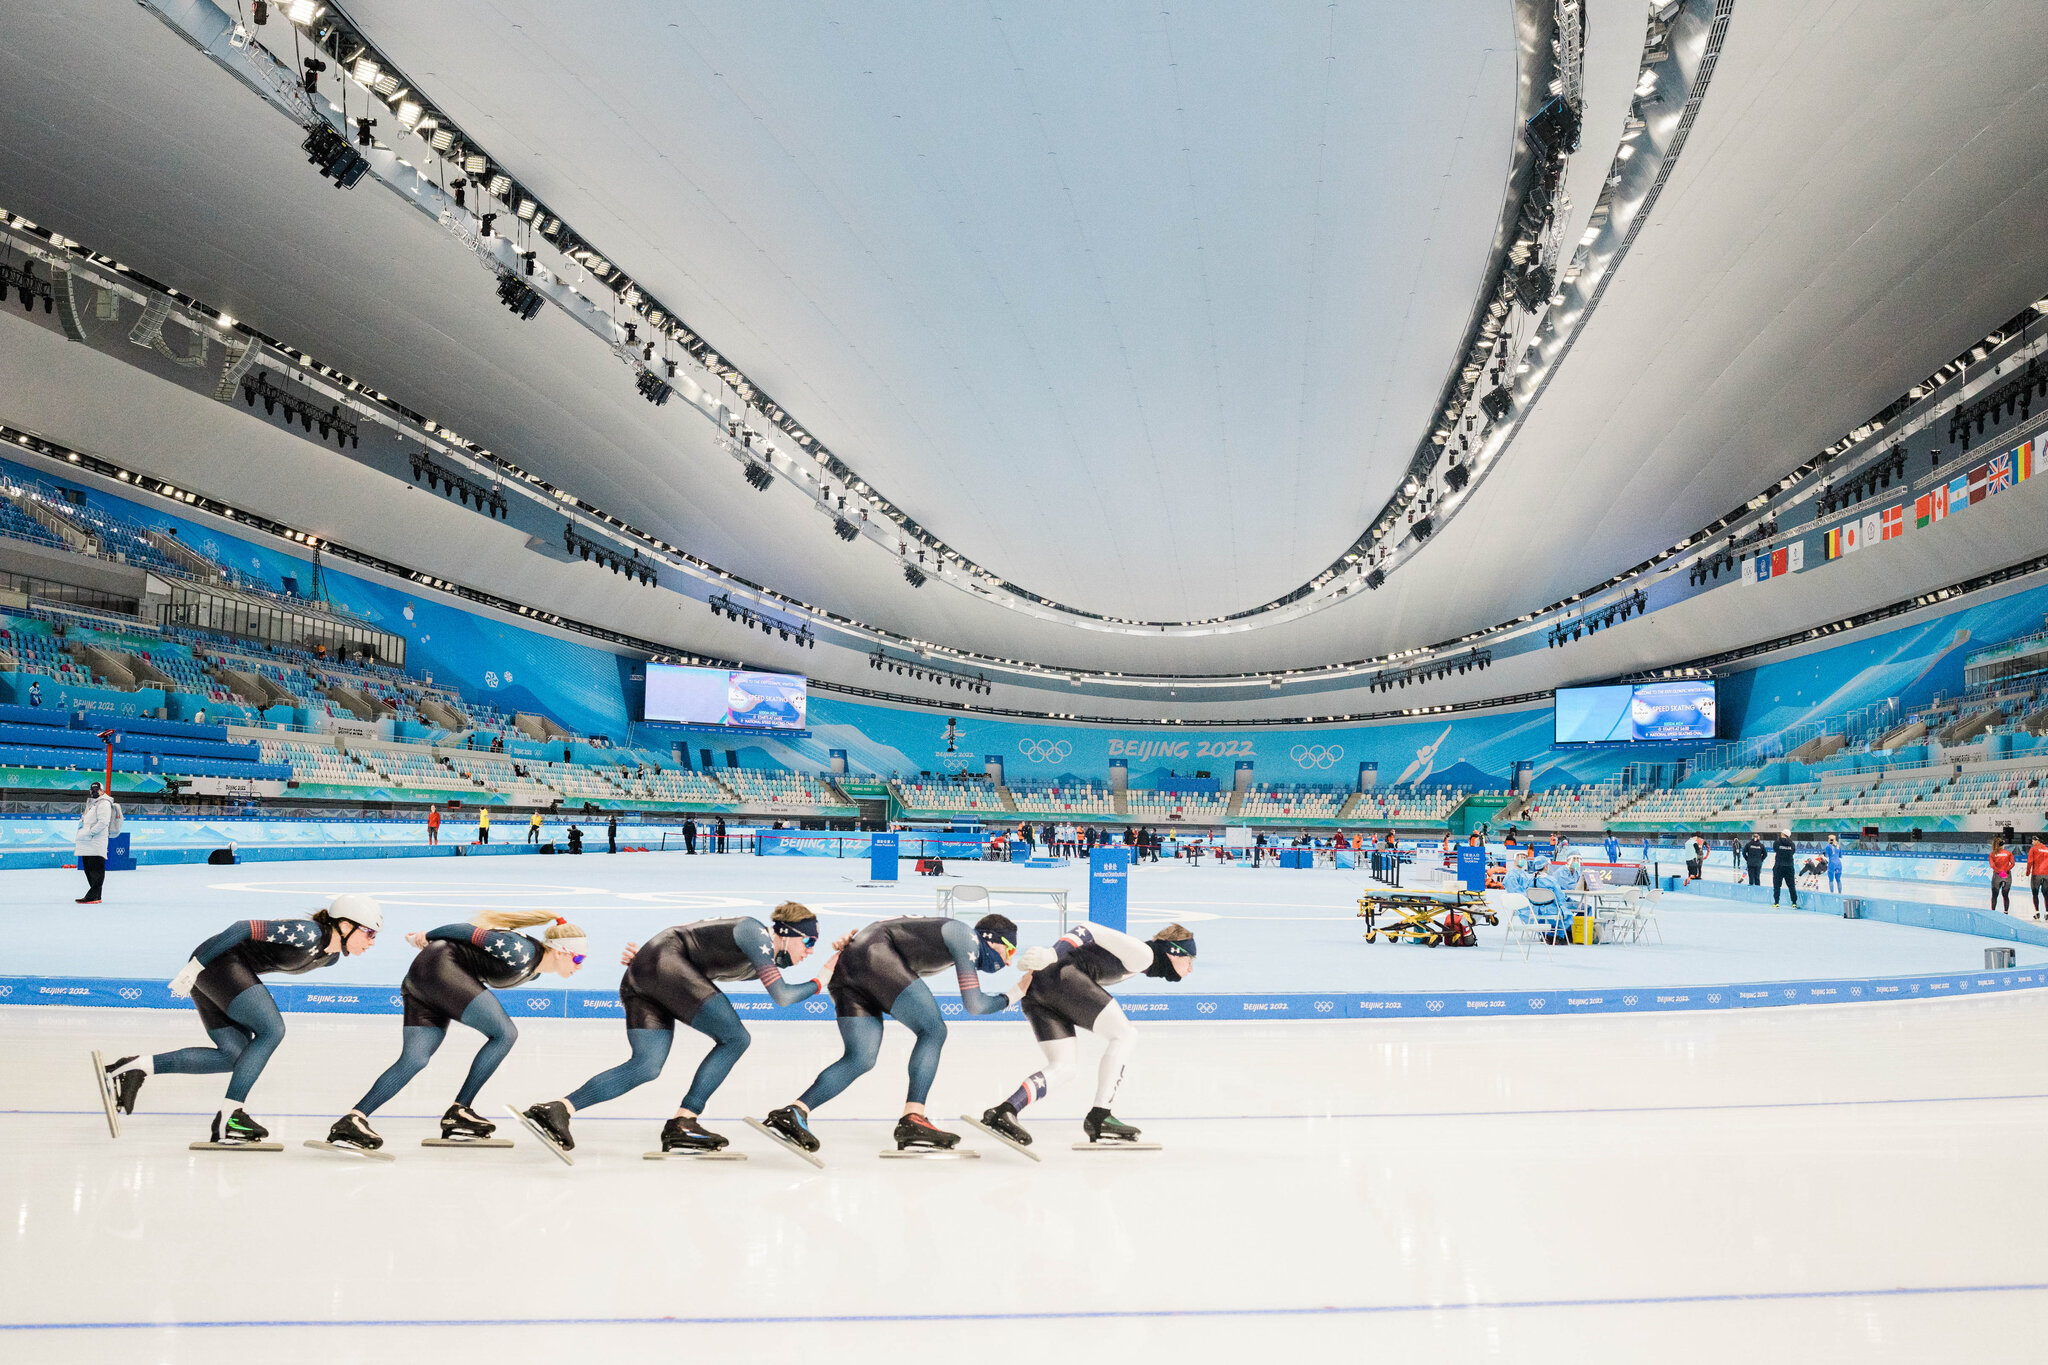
4 853 2040 991
8 999 2048 1361
8 854 2048 1360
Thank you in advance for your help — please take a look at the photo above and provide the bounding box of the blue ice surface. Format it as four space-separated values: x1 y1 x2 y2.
2 852 2039 997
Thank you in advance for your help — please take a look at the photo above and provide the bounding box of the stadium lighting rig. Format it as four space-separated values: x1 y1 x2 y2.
408 451 507 519
242 372 357 448
708 594 816 648
564 523 658 586
869 649 990 694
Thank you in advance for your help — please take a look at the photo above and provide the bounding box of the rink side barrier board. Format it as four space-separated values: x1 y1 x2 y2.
10 969 2048 1020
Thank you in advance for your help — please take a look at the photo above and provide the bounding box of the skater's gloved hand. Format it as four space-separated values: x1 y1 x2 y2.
619 941 640 966
167 957 202 997
832 931 856 952
405 931 429 949
1014 945 1056 973
1012 971 1034 999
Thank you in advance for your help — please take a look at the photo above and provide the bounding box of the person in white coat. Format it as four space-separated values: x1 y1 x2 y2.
74 781 114 904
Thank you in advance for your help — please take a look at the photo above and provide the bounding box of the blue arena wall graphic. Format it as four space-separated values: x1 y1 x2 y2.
9 451 2048 781
10 965 2047 1020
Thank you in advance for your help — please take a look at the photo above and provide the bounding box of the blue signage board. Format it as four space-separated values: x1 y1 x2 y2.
1457 844 1487 891
1089 846 1131 932
869 830 899 882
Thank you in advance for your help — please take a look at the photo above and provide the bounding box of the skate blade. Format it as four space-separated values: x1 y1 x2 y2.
643 1149 748 1161
1072 1140 1162 1151
302 1139 396 1162
189 1142 282 1152
880 1147 981 1160
90 1049 119 1139
505 1104 576 1166
421 1137 515 1148
743 1116 824 1168
958 1115 1042 1162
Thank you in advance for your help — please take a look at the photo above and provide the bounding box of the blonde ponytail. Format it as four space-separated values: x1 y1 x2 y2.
546 920 587 944
470 908 561 931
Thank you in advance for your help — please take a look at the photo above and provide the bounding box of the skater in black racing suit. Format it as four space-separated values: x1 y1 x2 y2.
760 914 1024 1153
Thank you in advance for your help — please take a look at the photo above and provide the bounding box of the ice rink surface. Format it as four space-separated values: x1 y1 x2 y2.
7 995 2048 1362
3 851 2036 992
8 851 2048 1362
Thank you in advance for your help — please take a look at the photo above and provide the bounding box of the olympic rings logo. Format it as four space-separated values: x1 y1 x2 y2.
1290 744 1344 769
119 988 141 1001
1016 738 1073 764
526 997 550 1011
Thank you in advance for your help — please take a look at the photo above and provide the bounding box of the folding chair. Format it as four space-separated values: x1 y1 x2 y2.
944 884 989 919
1496 894 1552 960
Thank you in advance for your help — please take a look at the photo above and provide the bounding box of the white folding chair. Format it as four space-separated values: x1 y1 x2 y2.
1494 891 1552 960
943 884 989 919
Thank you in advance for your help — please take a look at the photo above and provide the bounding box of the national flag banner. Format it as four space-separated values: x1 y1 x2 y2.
2018 440 2034 483
1860 511 1881 547
1881 504 1903 540
1842 521 1861 554
1949 474 1969 511
1771 547 1790 577
1915 492 1934 528
1825 528 1843 559
1988 450 2015 494
1787 541 1804 572
1969 463 1990 505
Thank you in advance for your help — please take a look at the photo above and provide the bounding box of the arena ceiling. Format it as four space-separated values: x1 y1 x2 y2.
0 0 2045 688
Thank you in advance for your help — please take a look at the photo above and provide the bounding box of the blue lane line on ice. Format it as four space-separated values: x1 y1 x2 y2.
10 1090 2048 1125
10 1282 2048 1332
11 963 2048 1019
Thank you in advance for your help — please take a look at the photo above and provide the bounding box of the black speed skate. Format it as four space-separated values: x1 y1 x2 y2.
521 1101 574 1151
440 1104 497 1141
102 1055 146 1116
893 1113 961 1150
980 1102 1033 1147
326 1112 384 1151
660 1116 729 1153
1082 1107 1141 1143
210 1108 269 1145
762 1105 820 1152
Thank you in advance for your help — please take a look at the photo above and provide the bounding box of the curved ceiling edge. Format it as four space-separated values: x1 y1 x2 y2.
130 0 1593 640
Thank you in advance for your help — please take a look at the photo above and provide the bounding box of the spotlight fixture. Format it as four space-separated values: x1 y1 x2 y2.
495 273 542 321
833 517 859 542
301 122 369 189
743 462 774 492
904 565 926 588
635 369 673 406
355 117 377 148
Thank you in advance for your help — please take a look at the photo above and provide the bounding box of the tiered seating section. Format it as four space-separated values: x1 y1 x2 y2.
1351 788 1464 824
1237 784 1345 820
1125 789 1233 822
720 770 854 813
1008 779 1117 817
0 703 289 788
892 775 1005 817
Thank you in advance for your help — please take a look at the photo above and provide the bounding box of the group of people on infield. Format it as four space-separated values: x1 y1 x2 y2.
96 893 1196 1156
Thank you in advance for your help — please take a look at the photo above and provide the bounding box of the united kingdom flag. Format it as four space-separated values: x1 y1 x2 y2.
1988 450 2016 493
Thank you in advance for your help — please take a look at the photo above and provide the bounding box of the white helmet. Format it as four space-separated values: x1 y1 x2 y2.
328 893 383 932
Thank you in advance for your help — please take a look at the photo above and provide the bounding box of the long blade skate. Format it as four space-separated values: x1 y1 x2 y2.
302 1139 396 1163
89 1050 119 1139
1072 1139 1163 1152
421 1137 515 1149
744 1116 825 1169
506 1103 575 1166
188 1142 282 1152
959 1113 1042 1162
880 1147 982 1160
643 1150 748 1161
